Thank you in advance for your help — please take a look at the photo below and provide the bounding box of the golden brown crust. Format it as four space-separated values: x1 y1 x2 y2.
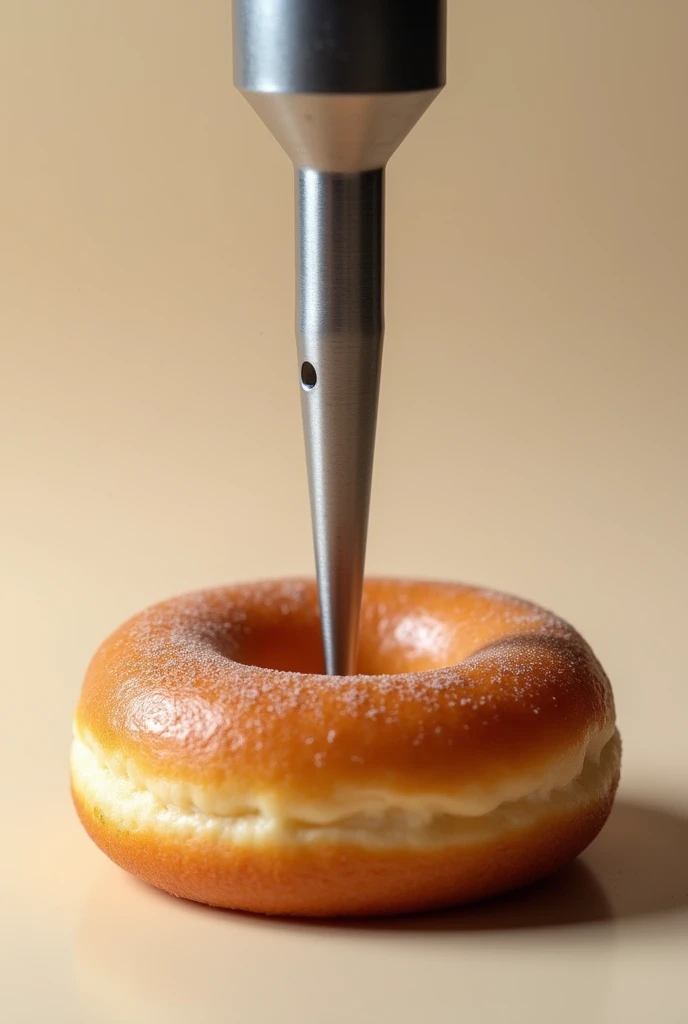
74 579 615 801
72 779 618 916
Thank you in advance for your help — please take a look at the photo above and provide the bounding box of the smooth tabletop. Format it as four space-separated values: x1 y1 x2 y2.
2 2 687 1022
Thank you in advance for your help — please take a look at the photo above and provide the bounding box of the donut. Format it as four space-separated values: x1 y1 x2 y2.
71 578 620 916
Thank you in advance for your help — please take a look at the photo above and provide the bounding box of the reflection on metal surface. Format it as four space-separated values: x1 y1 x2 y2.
233 0 446 673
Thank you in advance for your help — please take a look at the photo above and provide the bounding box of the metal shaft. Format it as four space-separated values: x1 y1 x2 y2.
233 0 446 673
297 169 383 674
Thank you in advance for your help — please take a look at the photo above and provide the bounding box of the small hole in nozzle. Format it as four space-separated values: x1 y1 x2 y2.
301 362 317 389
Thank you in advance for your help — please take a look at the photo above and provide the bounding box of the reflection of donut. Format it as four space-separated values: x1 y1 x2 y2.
71 578 621 916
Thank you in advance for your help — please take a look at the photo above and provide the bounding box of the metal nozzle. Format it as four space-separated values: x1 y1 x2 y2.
233 0 446 674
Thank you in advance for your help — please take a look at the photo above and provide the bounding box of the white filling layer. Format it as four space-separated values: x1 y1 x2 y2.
71 728 620 850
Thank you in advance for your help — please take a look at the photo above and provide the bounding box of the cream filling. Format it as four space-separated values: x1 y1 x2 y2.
71 728 620 850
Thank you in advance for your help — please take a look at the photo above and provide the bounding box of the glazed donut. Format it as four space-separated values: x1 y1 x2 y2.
71 578 620 916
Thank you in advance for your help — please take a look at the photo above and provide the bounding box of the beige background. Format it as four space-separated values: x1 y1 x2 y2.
1 2 687 1022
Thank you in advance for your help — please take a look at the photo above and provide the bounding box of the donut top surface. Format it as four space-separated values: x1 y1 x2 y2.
75 579 615 805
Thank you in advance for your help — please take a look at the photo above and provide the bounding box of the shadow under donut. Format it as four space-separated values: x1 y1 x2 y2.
298 797 688 932
77 797 688 934
74 798 688 1023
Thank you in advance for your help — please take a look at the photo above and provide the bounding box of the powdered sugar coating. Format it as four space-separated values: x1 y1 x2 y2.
76 579 615 794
